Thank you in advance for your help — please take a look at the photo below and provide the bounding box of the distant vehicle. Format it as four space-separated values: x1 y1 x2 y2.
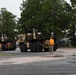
0 33 16 51
57 38 71 47
18 29 58 52
1 41 16 51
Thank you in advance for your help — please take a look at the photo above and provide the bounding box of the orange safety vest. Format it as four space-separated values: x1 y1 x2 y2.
49 39 54 46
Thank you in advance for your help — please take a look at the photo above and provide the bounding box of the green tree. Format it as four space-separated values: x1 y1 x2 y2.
38 0 72 37
19 0 72 38
20 0 44 33
69 0 76 46
0 8 17 39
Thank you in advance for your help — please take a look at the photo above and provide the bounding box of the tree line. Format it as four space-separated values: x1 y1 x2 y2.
19 0 76 38
0 0 76 46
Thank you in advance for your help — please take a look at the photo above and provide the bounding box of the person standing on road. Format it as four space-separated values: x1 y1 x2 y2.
49 37 55 53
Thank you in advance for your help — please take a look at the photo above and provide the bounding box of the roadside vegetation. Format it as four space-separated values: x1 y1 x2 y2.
0 0 76 47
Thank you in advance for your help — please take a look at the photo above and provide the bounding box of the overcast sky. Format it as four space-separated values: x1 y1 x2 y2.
0 0 71 18
0 0 22 18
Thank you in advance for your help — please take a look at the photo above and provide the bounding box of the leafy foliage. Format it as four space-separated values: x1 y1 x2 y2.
19 0 73 38
0 8 16 39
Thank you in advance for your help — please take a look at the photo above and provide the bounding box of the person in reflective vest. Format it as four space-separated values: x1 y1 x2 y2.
49 37 55 53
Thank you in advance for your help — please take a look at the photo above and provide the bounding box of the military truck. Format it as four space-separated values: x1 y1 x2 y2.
18 28 58 52
0 33 16 51
18 28 43 52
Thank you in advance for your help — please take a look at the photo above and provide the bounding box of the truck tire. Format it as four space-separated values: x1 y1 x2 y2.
19 43 27 52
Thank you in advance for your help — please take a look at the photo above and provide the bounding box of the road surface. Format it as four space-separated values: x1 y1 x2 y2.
0 48 76 75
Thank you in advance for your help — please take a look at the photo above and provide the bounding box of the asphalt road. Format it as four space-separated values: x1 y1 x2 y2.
0 48 76 75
